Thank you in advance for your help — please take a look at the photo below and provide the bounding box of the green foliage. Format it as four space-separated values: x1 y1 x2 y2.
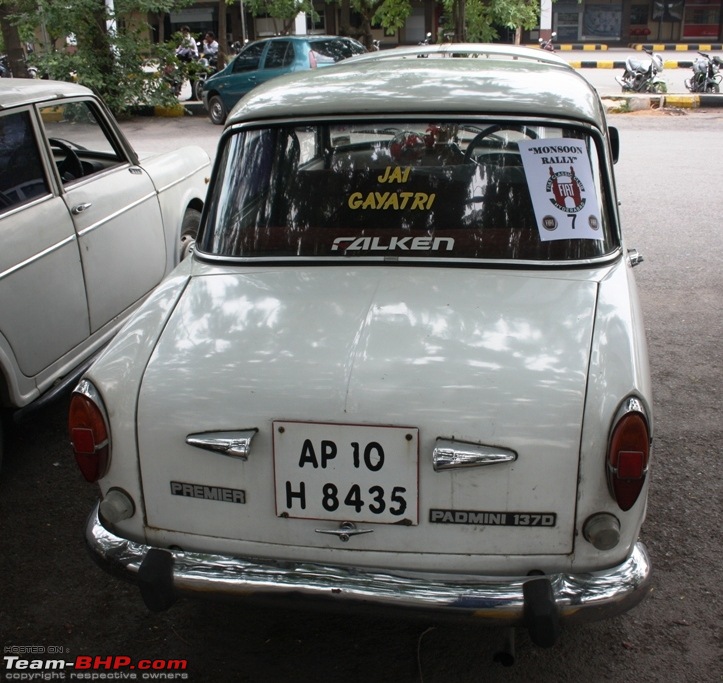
244 0 318 26
371 0 412 35
439 0 541 42
4 0 195 115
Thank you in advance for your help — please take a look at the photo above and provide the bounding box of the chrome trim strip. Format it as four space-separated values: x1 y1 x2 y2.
76 191 157 238
86 505 651 624
154 164 210 194
193 248 623 270
433 438 517 471
314 522 374 542
186 429 258 460
0 233 77 282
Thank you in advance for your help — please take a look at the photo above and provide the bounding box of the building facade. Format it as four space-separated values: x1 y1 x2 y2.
157 0 722 48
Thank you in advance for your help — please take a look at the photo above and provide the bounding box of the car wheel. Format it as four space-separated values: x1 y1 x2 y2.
193 78 206 102
179 208 202 261
208 95 227 125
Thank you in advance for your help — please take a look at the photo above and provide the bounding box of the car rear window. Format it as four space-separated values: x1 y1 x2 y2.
309 38 366 63
200 120 616 263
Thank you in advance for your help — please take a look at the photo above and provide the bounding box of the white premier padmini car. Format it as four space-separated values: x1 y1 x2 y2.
71 46 653 652
0 80 210 466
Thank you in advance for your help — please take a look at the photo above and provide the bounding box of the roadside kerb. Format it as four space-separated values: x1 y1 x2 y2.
568 59 694 69
601 93 723 111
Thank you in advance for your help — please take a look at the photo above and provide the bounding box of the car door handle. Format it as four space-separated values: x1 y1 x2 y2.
71 203 92 215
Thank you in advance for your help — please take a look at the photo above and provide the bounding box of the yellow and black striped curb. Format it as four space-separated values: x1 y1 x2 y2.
527 43 722 52
568 59 695 69
631 43 722 51
603 94 723 111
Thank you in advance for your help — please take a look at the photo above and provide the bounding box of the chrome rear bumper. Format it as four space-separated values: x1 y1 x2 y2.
86 503 651 630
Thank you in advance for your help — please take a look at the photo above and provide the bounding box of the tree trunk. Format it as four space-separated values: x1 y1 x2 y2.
0 4 29 77
156 12 165 43
217 0 227 68
339 0 351 36
454 0 466 42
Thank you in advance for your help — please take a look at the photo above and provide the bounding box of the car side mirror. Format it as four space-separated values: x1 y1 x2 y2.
609 126 620 164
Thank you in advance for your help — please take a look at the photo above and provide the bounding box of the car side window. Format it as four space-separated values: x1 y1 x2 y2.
0 110 51 212
264 41 293 69
39 101 124 184
232 42 265 73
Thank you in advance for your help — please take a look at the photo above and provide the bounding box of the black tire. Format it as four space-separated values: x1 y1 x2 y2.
208 95 226 125
705 83 720 94
179 208 202 261
193 77 206 102
650 82 667 94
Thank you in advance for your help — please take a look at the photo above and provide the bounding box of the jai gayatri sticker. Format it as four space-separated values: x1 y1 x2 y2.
518 138 603 242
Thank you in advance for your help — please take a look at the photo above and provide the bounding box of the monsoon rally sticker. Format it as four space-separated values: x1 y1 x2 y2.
518 139 603 242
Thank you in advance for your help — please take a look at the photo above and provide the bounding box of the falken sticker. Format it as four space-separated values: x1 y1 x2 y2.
429 509 557 527
518 138 603 242
170 481 246 504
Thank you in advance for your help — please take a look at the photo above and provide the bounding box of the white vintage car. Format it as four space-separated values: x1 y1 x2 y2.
71 46 653 652
0 80 210 466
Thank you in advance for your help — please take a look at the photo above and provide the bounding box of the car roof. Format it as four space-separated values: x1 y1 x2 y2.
226 45 607 128
250 34 360 45
345 43 571 67
0 79 94 110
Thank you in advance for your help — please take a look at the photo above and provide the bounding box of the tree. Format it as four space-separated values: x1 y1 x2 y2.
0 0 32 76
322 0 541 46
243 0 318 36
439 0 541 43
325 0 412 48
3 0 196 115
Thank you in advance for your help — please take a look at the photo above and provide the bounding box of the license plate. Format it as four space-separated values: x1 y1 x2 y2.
273 421 419 525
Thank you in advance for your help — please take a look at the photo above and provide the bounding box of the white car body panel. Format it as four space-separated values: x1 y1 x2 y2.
0 80 211 411
0 195 89 376
135 264 599 557
62 164 165 333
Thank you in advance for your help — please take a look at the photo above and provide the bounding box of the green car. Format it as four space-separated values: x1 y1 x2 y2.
201 35 366 124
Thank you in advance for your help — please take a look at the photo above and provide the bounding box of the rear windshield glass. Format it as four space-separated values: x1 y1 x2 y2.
309 39 365 62
200 121 616 262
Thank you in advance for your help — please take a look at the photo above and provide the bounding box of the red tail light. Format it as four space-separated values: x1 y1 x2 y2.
69 381 109 483
309 50 318 69
607 399 650 511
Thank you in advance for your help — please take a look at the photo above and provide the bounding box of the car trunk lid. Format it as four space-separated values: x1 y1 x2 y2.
137 264 599 560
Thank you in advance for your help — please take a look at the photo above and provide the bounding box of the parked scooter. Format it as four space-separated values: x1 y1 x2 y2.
538 32 556 52
191 54 217 102
616 47 667 93
0 55 11 78
685 51 722 94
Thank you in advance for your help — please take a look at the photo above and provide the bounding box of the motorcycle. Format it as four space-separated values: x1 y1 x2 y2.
0 55 11 78
191 54 218 102
684 51 722 94
616 47 667 93
538 32 556 52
